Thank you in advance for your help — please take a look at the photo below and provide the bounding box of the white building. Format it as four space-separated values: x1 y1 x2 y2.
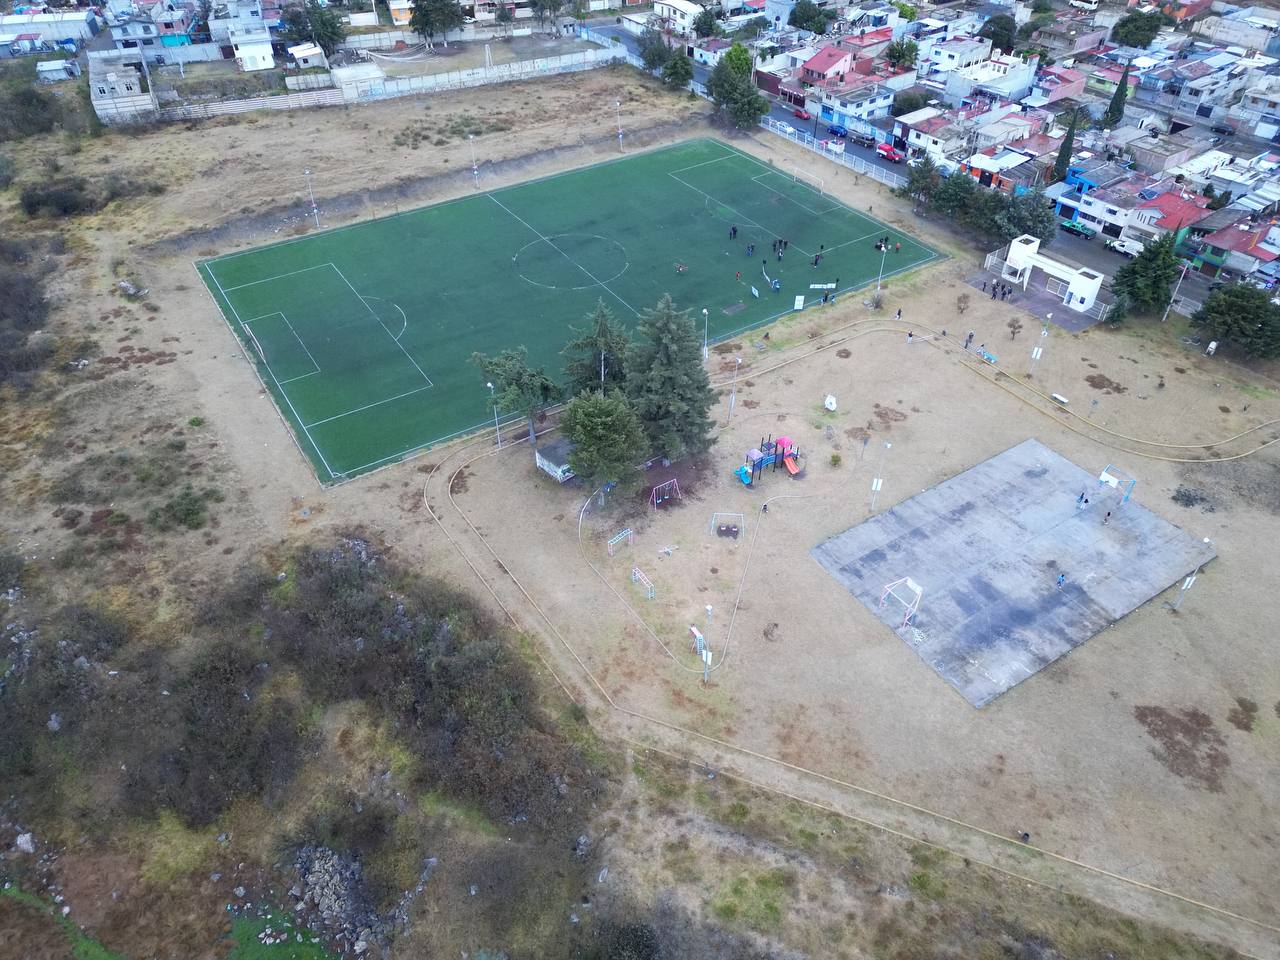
0 10 100 42
654 0 703 35
228 23 273 71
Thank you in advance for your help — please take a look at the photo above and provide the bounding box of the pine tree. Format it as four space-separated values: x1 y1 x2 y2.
1110 234 1182 314
1103 63 1130 127
561 300 631 397
470 348 561 446
1053 111 1078 182
561 391 647 492
627 295 717 461
1193 285 1280 359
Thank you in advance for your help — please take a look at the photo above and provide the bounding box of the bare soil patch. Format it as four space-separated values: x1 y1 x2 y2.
1133 706 1229 792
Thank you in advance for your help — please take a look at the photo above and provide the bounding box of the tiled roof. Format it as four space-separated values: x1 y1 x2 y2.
1139 192 1212 230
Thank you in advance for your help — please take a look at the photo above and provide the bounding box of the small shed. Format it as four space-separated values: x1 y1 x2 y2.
535 437 576 483
37 58 80 81
287 41 328 70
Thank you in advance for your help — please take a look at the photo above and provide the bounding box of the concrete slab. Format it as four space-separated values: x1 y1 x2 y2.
811 439 1216 708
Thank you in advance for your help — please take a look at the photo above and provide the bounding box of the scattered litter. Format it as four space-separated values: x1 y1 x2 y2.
597 867 608 884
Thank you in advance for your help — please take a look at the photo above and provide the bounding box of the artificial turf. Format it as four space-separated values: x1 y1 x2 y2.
197 137 941 482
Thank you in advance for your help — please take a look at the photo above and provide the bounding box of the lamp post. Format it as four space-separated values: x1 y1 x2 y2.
702 308 709 360
615 99 623 152
1161 260 1191 324
1167 538 1213 612
870 441 891 512
468 133 479 188
486 381 501 449
1028 319 1049 378
876 240 888 292
303 168 320 230
728 357 741 421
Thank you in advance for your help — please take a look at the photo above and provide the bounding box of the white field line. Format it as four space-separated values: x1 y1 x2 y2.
304 385 434 429
330 264 434 386
486 193 640 317
222 263 336 292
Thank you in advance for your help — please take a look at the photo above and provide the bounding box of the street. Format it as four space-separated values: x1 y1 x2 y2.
1043 228 1213 308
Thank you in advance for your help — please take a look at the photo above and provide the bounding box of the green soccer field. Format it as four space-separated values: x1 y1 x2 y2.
198 138 941 483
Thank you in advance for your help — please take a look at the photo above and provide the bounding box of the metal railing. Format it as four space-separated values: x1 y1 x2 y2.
759 117 907 190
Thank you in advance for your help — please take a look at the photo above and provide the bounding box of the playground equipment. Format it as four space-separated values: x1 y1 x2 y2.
1098 464 1136 504
650 478 682 510
879 576 923 628
782 448 805 477
733 435 797 486
710 512 745 539
980 348 998 365
607 528 634 556
631 566 655 600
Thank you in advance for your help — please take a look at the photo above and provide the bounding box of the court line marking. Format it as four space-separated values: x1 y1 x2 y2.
329 264 434 386
206 266 338 481
486 193 641 317
363 296 410 341
670 172 814 259
750 171 841 218
222 263 336 292
304 385 434 429
242 311 323 381
668 154 734 175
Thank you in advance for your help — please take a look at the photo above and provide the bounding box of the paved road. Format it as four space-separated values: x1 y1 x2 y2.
1043 229 1214 308
586 21 909 180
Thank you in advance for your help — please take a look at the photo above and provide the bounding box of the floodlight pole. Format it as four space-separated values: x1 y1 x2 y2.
468 133 479 188
702 308 709 360
487 381 501 449
728 357 741 421
1028 321 1048 377
1166 538 1212 611
615 99 623 152
876 242 888 292
303 168 320 230
1161 261 1190 324
869 441 891 513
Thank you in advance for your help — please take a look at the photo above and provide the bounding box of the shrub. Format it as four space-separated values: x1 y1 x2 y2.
0 154 13 190
830 453 842 467
148 486 220 530
0 550 24 588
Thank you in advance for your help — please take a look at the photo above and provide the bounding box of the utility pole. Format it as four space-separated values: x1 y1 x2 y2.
1166 538 1213 612
303 168 320 230
487 381 501 449
870 441 891 512
1161 261 1190 324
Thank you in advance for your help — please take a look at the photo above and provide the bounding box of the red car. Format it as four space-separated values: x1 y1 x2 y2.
793 108 812 121
876 143 905 163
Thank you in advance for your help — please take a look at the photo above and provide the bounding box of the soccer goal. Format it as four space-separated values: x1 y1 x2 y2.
879 576 923 629
788 162 825 196
710 512 745 539
1098 464 1136 504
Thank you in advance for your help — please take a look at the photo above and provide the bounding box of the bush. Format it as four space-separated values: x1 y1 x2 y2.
0 154 13 190
147 486 221 531
20 178 97 217
0 83 61 142
0 549 22 588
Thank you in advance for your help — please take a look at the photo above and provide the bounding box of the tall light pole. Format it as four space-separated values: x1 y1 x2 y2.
876 241 888 292
869 441 891 512
303 168 320 230
487 381 501 449
702 308 709 360
615 99 623 152
468 133 479 188
1161 260 1191 324
1166 538 1213 612
727 357 742 421
1028 319 1048 378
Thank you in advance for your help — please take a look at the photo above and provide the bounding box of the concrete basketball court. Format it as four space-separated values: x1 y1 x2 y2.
811 439 1217 708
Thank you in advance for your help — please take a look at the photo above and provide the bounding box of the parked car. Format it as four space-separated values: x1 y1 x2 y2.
1105 237 1145 257
850 130 876 148
793 108 812 121
1059 219 1098 239
828 124 848 138
876 143 905 163
1210 123 1236 137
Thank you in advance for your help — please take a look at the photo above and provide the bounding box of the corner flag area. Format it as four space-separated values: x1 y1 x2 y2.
198 138 941 482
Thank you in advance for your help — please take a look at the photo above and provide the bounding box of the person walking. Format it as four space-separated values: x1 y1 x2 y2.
982 280 987 292
1056 573 1066 589
1103 511 1111 525
730 225 737 240
896 308 902 321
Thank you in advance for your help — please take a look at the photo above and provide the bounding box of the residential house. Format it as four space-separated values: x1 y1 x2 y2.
1133 190 1212 246
1126 129 1214 174
800 44 856 84
287 41 328 70
88 51 158 124
1192 218 1280 279
388 0 412 26
36 58 81 81
1022 64 1086 107
1159 0 1214 23
693 37 734 66
0 10 100 43
1193 7 1280 57
1030 18 1106 58
654 0 702 35
228 22 273 71
208 0 273 41
804 73 895 130
917 35 991 81
959 147 1045 194
1085 62 1138 100
108 15 161 52
153 5 193 45
839 26 894 60
943 52 1038 106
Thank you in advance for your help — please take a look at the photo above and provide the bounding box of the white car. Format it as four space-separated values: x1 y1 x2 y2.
1106 237 1145 258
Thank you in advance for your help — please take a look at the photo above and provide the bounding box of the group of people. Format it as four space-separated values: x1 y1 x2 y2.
874 236 901 255
983 279 1014 301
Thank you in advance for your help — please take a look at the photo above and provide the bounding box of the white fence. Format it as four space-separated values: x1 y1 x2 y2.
154 88 345 120
338 24 539 50
759 117 907 190
285 73 335 91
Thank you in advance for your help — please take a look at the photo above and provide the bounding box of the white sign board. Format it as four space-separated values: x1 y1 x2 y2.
793 295 805 311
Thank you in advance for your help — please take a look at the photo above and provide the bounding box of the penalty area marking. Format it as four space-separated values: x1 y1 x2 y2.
361 295 409 341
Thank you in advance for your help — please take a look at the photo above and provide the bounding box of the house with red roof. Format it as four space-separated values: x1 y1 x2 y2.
1193 218 1280 279
801 45 856 84
1136 191 1212 246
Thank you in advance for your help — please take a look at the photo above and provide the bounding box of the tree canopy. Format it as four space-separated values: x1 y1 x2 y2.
788 0 828 34
281 0 346 56
722 41 753 78
903 154 940 204
692 8 721 37
892 90 928 116
561 391 648 492
470 348 561 445
409 0 464 46
638 27 672 70
1053 111 1078 182
885 39 918 69
662 50 694 88
922 174 1056 243
626 295 716 461
1111 11 1167 48
561 301 632 397
1102 63 1130 127
1110 234 1182 315
978 14 1016 53
708 55 767 129
1193 286 1280 359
